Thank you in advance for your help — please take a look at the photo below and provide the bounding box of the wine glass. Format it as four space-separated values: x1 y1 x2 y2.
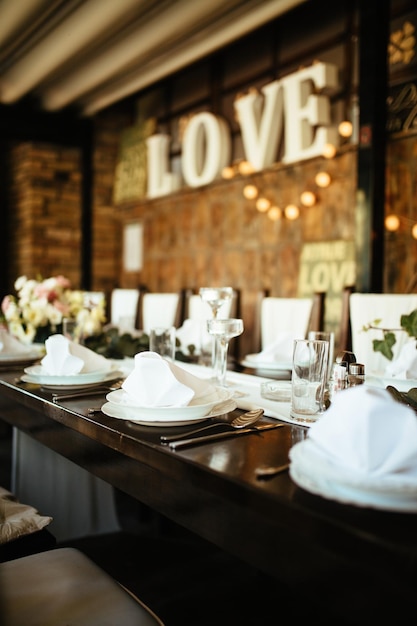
199 287 233 319
199 287 234 376
207 318 244 386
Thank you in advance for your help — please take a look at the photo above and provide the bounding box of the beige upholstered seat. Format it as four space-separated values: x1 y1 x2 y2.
0 547 165 626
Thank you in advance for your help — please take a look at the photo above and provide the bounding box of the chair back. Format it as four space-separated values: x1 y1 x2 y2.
251 292 325 354
138 292 182 333
349 292 417 371
110 289 140 331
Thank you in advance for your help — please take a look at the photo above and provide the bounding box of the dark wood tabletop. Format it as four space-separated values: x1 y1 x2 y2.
1 368 417 621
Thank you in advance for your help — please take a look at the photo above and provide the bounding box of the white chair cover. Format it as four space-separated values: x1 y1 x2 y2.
260 297 313 349
110 289 140 331
349 293 417 372
141 293 180 333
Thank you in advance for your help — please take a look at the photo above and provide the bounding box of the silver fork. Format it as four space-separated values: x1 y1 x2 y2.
160 408 264 443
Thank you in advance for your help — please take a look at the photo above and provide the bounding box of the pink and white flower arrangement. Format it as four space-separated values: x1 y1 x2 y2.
1 275 106 344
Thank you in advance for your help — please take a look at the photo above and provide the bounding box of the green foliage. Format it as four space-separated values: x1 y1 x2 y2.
83 328 150 359
372 332 396 361
365 309 417 361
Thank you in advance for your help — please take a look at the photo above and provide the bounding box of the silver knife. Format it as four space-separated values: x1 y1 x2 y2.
167 422 285 450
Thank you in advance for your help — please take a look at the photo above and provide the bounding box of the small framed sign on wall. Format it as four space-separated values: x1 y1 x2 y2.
123 222 143 272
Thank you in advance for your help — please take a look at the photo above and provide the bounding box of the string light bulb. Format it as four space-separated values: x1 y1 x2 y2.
338 120 353 138
412 224 417 240
300 190 317 207
322 143 336 158
315 171 331 188
385 214 400 232
238 160 254 175
284 204 300 220
243 184 258 200
256 197 271 212
221 166 235 179
267 206 282 221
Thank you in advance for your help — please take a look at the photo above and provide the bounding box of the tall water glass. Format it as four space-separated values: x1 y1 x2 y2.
290 339 329 424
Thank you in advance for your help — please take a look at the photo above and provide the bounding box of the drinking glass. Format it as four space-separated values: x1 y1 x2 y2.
199 287 234 377
290 338 329 424
207 318 244 386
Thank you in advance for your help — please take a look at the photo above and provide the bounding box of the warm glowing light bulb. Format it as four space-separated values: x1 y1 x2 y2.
256 197 271 212
284 204 300 220
243 184 258 199
300 191 316 207
385 214 400 232
238 160 254 175
315 171 331 188
221 166 235 179
412 224 417 240
338 120 353 137
322 143 336 158
267 206 282 221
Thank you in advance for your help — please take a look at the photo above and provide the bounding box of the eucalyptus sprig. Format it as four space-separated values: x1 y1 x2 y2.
363 310 417 361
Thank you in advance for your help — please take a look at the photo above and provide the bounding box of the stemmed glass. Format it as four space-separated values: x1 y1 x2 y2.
199 287 233 376
207 318 244 386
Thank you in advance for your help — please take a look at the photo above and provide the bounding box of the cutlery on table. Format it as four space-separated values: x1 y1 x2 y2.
167 422 285 450
52 384 122 402
160 408 264 443
255 463 290 479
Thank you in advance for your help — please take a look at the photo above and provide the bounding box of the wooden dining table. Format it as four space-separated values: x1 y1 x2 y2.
0 366 417 622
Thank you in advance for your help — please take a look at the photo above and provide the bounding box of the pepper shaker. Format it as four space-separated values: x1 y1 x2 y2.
348 363 365 386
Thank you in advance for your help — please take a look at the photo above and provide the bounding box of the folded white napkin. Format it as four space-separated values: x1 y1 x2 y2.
251 331 303 362
41 334 110 375
384 340 417 379
300 385 417 477
0 328 33 354
122 351 216 407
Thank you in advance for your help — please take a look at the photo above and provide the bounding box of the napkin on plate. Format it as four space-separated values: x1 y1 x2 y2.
41 334 110 375
0 328 34 355
384 340 417 379
251 331 303 363
290 385 417 478
122 351 216 407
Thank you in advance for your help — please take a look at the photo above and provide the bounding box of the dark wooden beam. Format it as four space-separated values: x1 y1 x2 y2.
355 0 390 292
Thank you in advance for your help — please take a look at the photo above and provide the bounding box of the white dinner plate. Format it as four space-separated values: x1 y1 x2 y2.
365 371 417 393
0 345 44 365
23 363 117 386
20 369 124 391
101 395 237 426
289 439 417 513
105 387 233 420
241 354 292 372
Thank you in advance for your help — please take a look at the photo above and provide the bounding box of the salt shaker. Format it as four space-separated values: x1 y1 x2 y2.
348 363 365 386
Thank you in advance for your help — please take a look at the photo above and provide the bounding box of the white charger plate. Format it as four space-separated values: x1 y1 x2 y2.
365 371 417 393
101 396 237 426
241 353 292 372
21 369 124 391
106 387 233 419
289 439 417 512
24 363 117 385
0 345 43 364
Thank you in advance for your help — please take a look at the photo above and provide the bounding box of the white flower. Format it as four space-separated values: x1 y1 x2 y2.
1 275 107 343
